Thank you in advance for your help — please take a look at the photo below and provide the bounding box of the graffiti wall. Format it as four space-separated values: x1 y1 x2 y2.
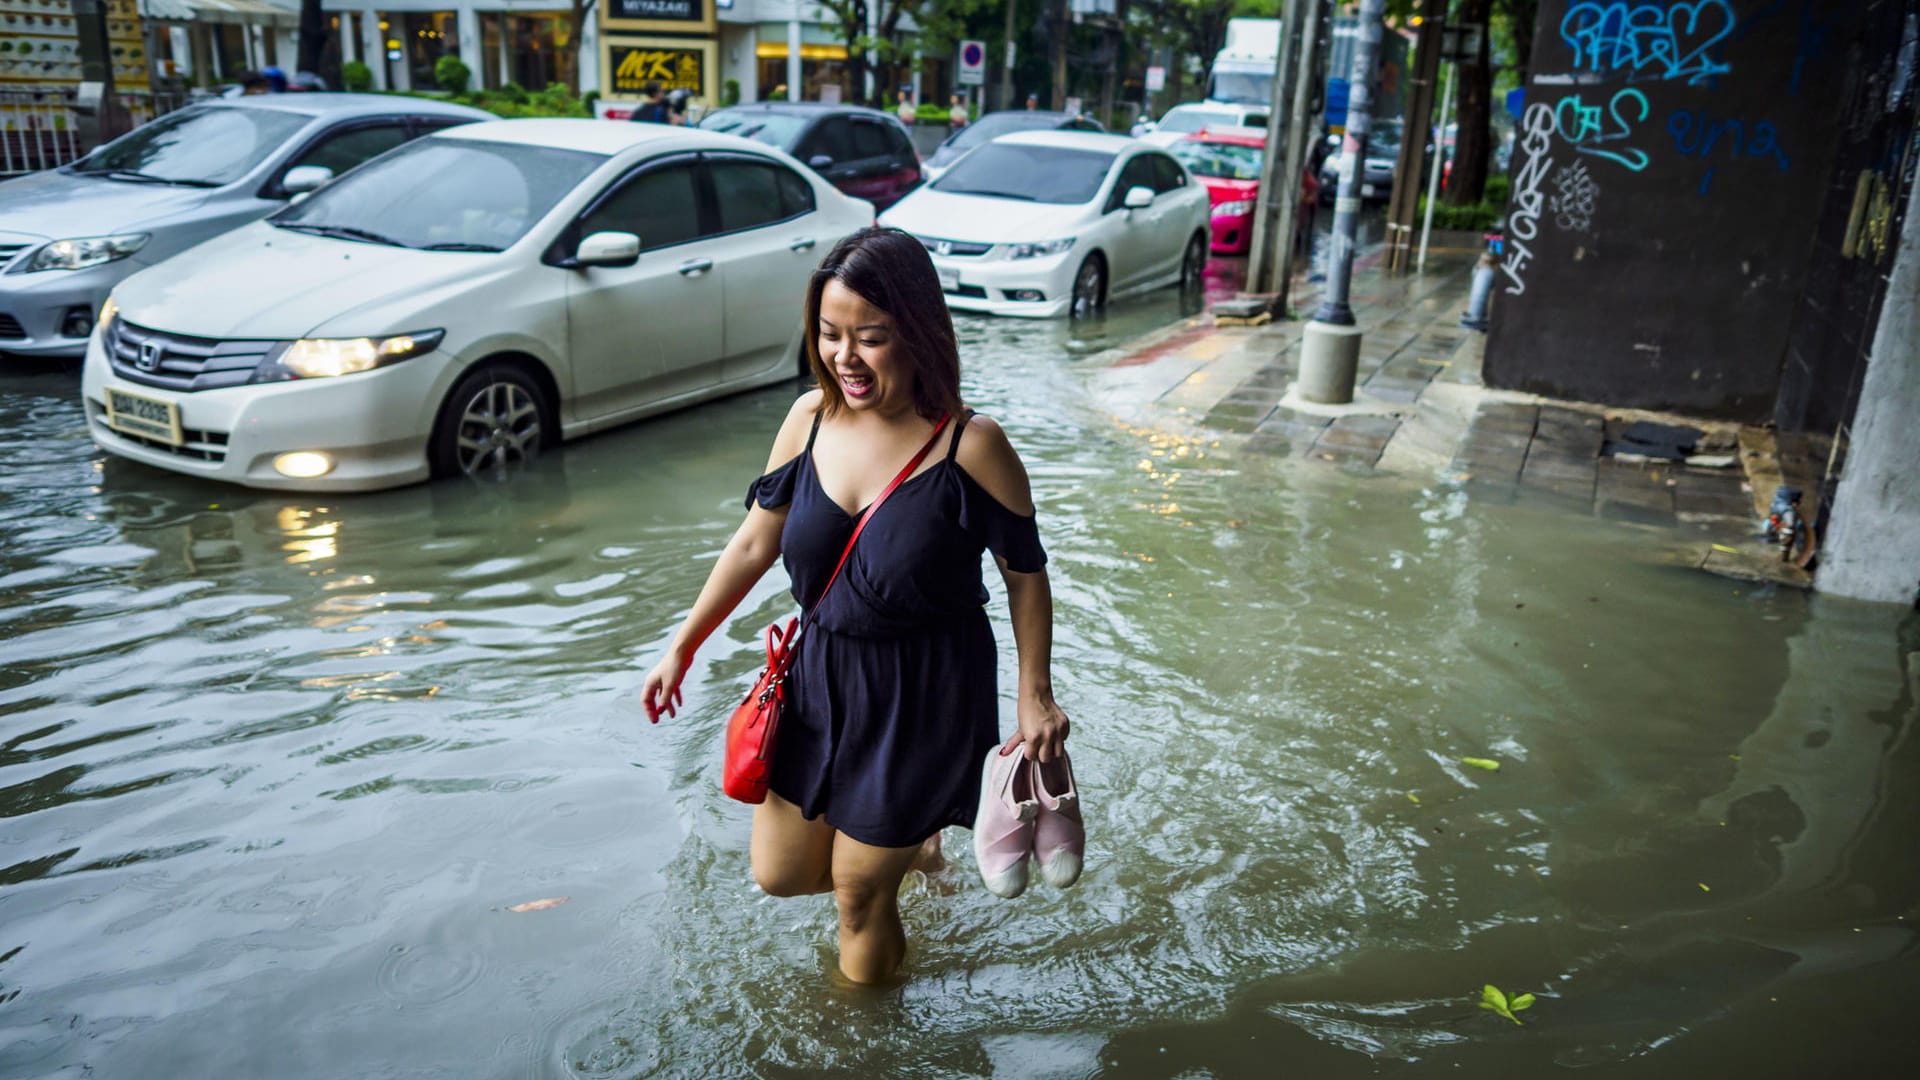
1485 0 1871 420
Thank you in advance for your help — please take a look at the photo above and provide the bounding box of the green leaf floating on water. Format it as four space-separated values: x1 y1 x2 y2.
1460 757 1502 771
1478 983 1535 1026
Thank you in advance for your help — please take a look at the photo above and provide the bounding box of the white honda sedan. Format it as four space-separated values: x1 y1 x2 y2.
81 120 873 492
877 130 1211 319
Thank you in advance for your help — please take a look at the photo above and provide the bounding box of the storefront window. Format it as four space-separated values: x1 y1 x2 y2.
404 12 458 90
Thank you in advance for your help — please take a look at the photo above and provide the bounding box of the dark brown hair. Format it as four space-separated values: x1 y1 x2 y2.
803 227 965 421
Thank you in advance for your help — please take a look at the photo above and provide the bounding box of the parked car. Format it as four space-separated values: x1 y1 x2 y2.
920 109 1105 182
81 120 875 492
0 94 491 361
697 102 922 210
878 130 1211 319
1319 117 1403 203
1136 102 1272 146
1166 126 1318 255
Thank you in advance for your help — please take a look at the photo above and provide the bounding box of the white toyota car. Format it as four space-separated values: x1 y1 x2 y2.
877 130 1211 319
81 120 874 492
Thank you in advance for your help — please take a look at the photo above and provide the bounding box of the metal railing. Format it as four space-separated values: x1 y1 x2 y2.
1 85 191 177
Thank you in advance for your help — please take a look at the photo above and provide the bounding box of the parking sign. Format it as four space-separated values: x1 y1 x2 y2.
958 40 987 86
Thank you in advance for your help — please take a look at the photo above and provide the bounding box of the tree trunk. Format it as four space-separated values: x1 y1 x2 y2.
569 0 586 95
1444 0 1492 206
297 0 329 75
1507 0 1538 85
1050 0 1068 110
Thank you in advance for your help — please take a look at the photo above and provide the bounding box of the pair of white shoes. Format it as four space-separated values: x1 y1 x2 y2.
971 742 1083 898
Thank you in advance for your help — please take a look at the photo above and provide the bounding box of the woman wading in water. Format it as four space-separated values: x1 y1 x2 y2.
641 228 1070 984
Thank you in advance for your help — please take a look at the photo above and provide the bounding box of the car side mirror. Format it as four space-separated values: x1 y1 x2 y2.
808 154 834 169
1124 185 1155 210
575 230 640 269
283 165 334 195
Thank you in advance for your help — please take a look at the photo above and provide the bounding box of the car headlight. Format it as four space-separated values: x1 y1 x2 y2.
24 234 150 272
258 330 445 381
98 296 119 334
1213 200 1255 217
1006 237 1075 260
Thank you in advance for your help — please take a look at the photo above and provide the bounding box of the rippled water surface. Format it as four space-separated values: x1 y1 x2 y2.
3 279 1917 1078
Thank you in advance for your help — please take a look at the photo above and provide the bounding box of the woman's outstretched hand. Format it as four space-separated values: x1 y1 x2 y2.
1003 691 1071 763
641 651 688 724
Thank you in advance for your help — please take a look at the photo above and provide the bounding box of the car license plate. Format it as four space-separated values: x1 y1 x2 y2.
1361 183 1377 197
936 265 960 292
105 387 183 446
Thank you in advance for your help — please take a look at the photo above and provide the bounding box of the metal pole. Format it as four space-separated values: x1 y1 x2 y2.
1001 0 1017 111
1310 0 1387 327
1245 0 1303 297
1416 57 1455 274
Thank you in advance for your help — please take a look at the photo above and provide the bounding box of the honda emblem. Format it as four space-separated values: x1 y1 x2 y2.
137 341 162 372
934 241 952 256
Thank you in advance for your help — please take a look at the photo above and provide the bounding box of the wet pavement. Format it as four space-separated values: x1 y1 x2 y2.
2 252 1918 1077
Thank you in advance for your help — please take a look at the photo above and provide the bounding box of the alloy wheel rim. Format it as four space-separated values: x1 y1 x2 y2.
454 381 541 476
1073 262 1103 317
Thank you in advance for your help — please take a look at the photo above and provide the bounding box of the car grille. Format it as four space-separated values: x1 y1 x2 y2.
86 399 230 463
105 319 275 392
915 234 993 258
948 284 988 299
0 243 27 269
0 313 23 340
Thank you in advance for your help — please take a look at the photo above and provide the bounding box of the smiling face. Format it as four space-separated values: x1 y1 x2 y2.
816 279 913 416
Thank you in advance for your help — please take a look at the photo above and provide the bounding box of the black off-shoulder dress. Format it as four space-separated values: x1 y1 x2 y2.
744 411 1046 849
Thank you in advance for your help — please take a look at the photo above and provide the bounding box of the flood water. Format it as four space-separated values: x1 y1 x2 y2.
2 275 1917 1078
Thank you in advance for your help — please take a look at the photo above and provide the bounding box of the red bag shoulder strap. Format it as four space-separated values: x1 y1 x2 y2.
806 413 951 626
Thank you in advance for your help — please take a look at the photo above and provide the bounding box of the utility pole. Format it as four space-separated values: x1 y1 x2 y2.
1298 0 1387 403
1269 1 1326 315
1051 0 1068 111
1384 1 1444 273
1245 0 1305 299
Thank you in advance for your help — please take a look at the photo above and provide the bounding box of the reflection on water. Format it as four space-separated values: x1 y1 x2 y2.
1 283 1917 1076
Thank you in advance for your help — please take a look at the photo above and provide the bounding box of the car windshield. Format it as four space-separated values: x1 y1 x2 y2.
1209 72 1274 105
931 143 1116 204
697 111 811 149
945 112 1061 152
64 104 311 186
1159 109 1244 134
1370 119 1404 152
1170 140 1263 181
272 138 605 251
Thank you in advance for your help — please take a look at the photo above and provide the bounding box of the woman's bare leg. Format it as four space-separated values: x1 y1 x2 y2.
828 832 923 984
750 791 835 897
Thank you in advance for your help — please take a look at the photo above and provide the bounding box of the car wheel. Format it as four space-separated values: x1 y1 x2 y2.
430 363 549 480
1179 233 1207 293
1069 254 1106 319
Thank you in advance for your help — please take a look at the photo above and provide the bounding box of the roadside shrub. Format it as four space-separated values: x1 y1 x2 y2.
1484 173 1511 206
915 102 949 124
723 78 740 106
582 89 601 115
498 81 529 105
1417 195 1501 231
435 55 472 95
341 60 372 93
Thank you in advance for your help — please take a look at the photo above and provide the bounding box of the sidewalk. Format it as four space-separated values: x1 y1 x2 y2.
1084 239 1822 588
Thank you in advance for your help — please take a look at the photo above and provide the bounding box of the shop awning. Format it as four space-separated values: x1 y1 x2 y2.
754 42 851 61
138 0 301 28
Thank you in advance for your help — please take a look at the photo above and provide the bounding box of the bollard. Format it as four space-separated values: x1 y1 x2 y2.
1299 321 1363 404
1460 254 1496 331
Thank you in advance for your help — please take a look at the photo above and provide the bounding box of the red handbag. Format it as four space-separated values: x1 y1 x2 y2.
723 413 952 803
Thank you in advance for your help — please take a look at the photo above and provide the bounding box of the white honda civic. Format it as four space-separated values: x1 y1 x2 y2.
877 130 1211 319
81 119 874 492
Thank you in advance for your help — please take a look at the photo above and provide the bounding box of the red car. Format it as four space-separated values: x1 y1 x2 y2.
1168 127 1318 255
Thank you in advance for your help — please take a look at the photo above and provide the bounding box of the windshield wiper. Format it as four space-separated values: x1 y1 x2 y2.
90 168 219 187
420 242 503 252
275 222 412 248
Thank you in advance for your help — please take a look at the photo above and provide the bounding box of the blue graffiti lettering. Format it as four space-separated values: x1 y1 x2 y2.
1666 109 1791 193
1554 88 1651 171
1560 0 1738 86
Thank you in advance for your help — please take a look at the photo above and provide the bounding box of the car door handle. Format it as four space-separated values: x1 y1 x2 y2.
678 258 713 276
789 237 816 252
